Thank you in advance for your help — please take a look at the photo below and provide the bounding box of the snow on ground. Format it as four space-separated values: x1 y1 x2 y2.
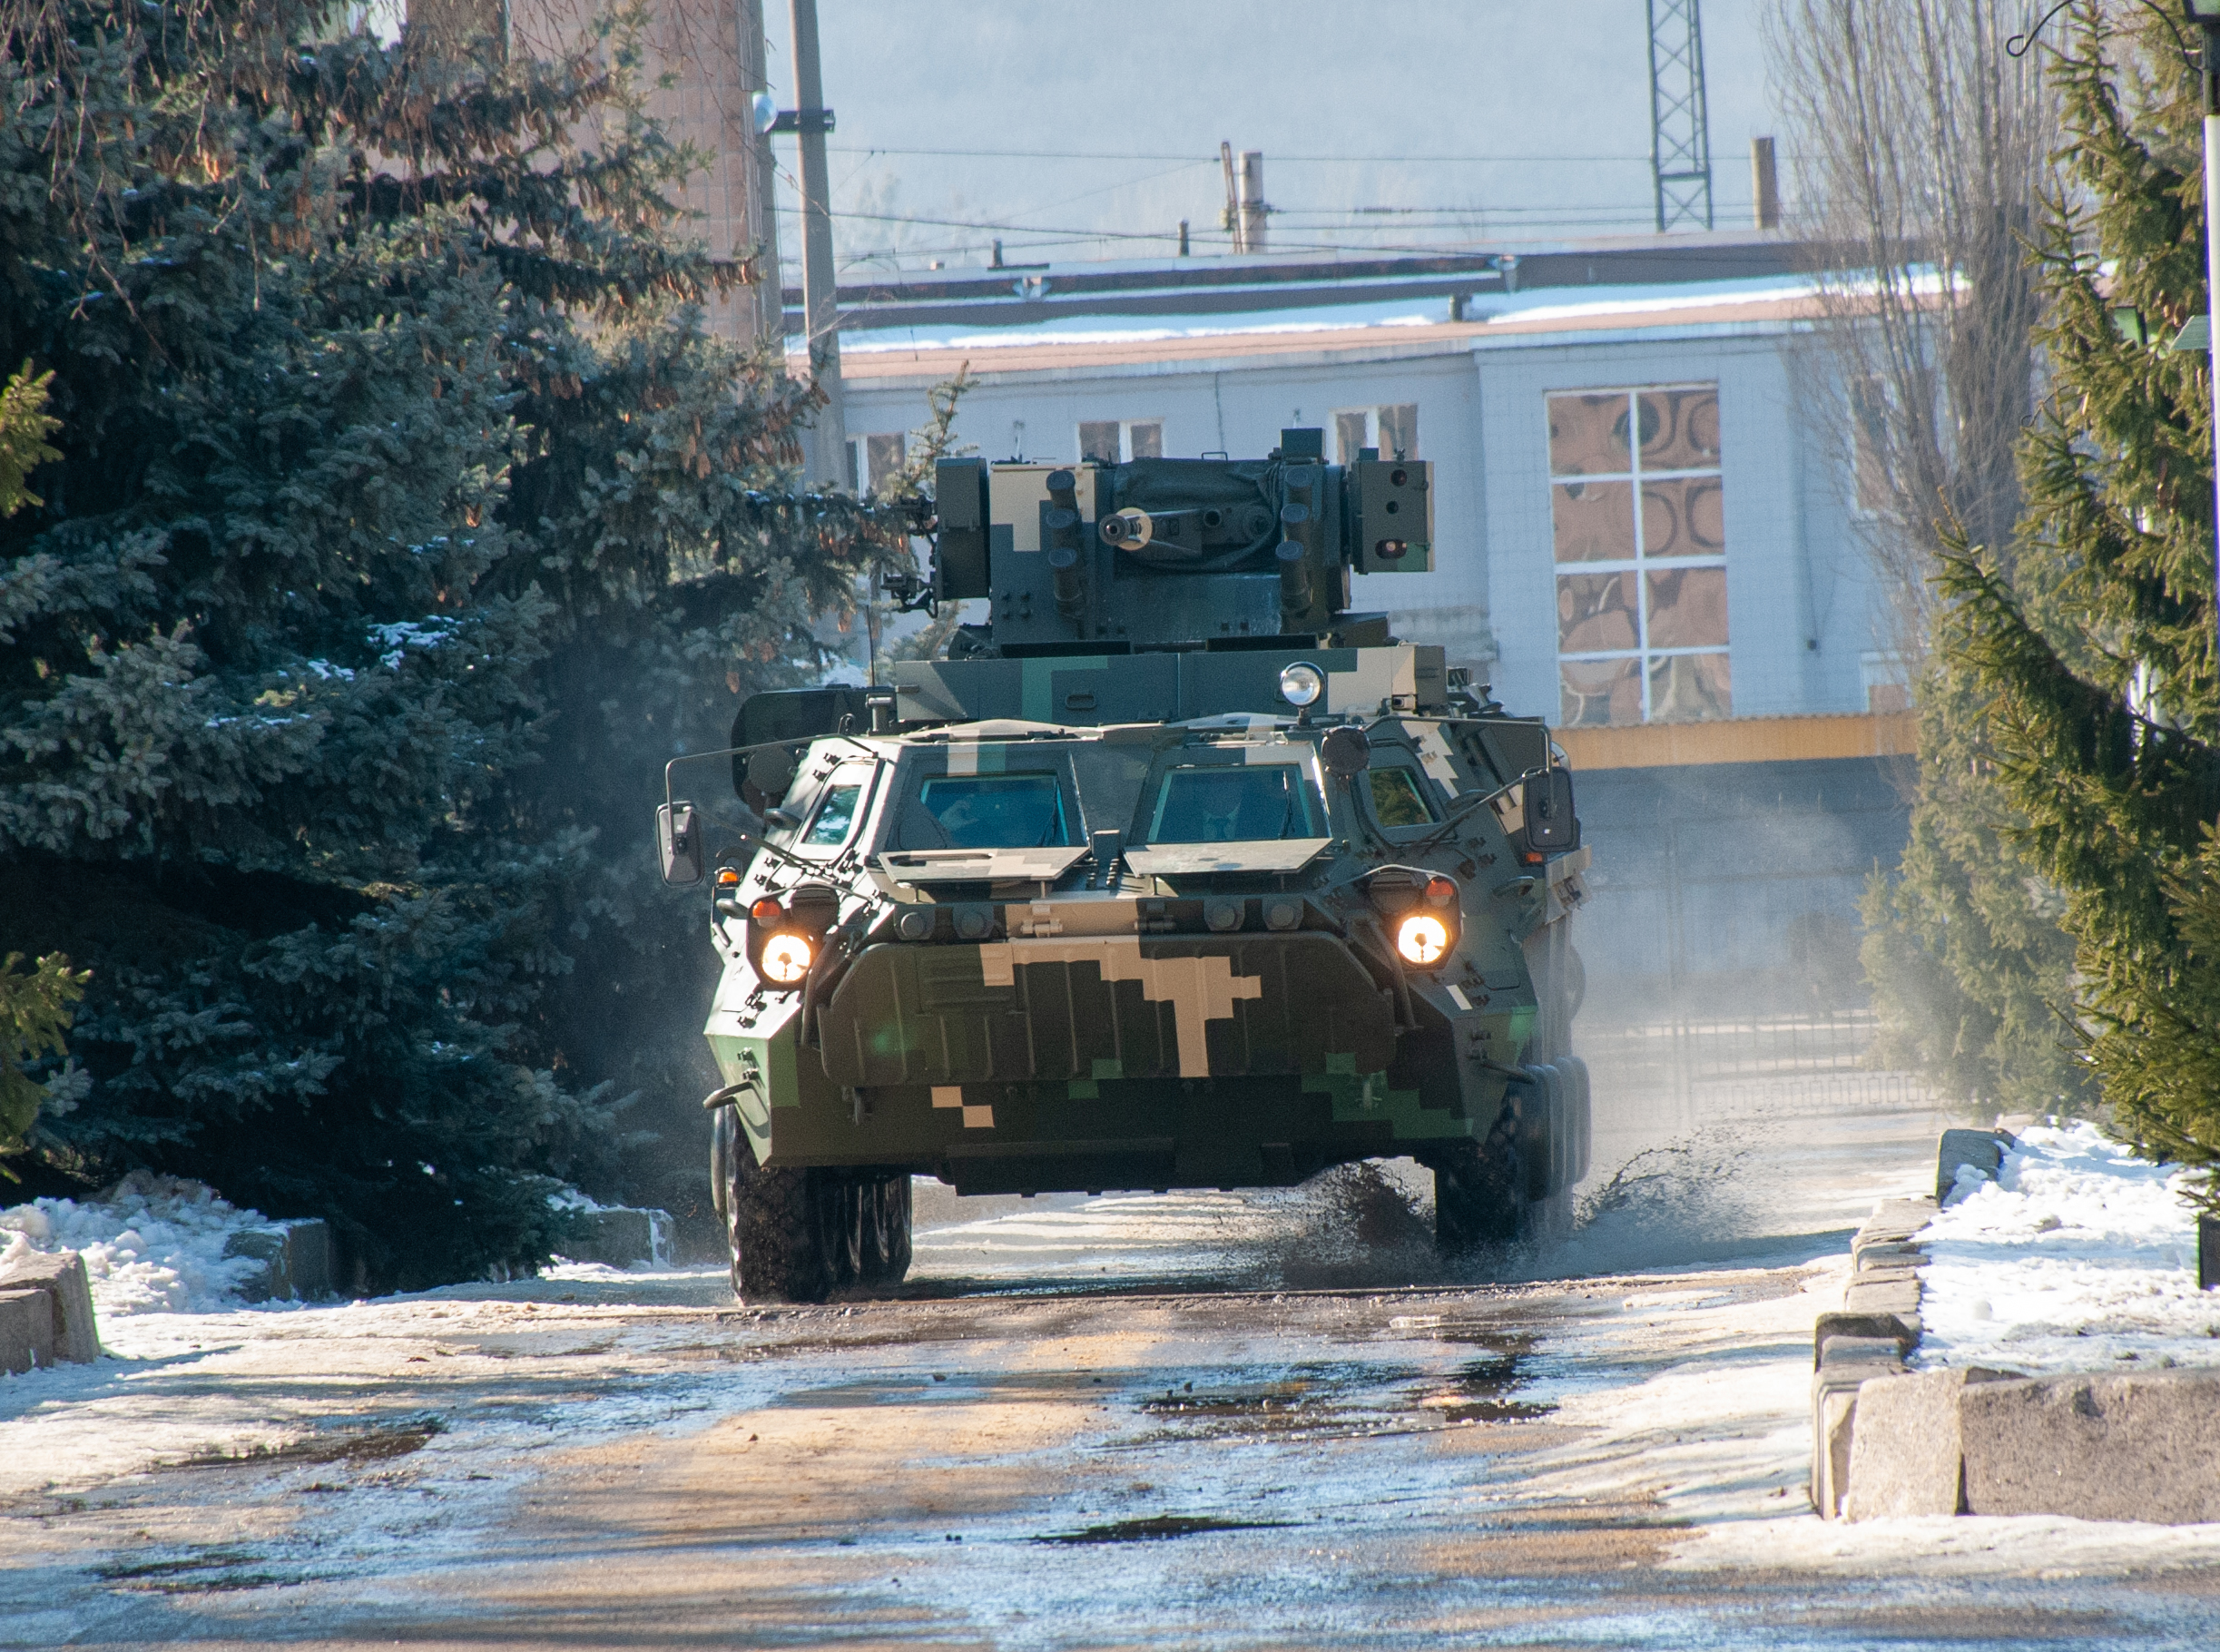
0 1174 270 1316
0 1173 667 1326
1915 1122 2220 1374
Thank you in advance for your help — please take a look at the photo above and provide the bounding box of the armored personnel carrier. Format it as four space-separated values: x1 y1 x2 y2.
656 428 1590 1301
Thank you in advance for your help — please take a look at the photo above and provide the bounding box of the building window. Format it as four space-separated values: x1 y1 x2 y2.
1548 384 1728 727
847 431 908 496
1077 419 1164 464
1332 404 1417 461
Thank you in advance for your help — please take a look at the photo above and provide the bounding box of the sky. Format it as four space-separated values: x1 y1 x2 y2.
760 0 1789 280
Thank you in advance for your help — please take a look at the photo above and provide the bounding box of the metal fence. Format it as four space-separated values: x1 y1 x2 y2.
1578 1008 1944 1126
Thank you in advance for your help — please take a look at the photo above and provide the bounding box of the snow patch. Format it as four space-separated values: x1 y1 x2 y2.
0 1173 271 1317
1916 1121 2220 1373
368 616 461 670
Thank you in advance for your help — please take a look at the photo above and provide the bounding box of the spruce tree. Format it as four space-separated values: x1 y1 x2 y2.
0 1 916 1282
1937 5 2220 1197
1859 661 2090 1113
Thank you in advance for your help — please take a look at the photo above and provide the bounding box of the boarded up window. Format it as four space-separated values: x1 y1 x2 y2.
849 432 908 496
1547 384 1728 727
1378 403 1417 459
1331 405 1419 461
1077 419 1164 463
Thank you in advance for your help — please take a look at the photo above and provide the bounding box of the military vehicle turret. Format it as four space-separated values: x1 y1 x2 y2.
656 428 1590 1301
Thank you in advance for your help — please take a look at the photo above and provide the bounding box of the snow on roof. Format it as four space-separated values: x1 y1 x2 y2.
820 273 1825 383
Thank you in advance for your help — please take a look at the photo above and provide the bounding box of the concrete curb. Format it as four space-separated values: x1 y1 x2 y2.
0 1247 101 1372
1812 1126 2220 1525
1810 1127 2019 1518
1809 1195 1931 1518
557 1206 675 1269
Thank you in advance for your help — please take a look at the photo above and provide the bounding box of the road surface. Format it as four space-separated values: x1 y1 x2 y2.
6 1095 2220 1649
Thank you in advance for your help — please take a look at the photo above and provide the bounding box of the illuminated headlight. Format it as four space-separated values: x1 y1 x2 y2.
1395 912 1450 968
1278 662 1324 708
760 932 813 985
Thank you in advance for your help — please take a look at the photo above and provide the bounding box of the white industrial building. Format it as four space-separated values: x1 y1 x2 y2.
830 264 1898 746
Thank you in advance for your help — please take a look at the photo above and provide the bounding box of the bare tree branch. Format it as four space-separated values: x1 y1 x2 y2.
1766 0 2053 662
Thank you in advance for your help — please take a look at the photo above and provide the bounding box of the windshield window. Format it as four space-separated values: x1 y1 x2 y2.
1368 766 1436 827
1147 763 1324 843
910 773 1070 848
802 782 864 847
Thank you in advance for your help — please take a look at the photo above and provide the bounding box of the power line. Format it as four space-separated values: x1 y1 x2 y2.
826 145 1658 164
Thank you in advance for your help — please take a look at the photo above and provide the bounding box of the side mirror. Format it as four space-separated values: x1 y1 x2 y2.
1522 767 1578 851
657 801 704 885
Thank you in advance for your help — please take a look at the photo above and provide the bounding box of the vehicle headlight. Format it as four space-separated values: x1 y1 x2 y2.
1395 912 1450 967
760 932 813 985
1278 662 1324 708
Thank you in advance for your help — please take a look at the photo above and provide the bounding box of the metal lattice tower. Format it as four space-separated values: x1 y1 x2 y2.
1647 0 1714 232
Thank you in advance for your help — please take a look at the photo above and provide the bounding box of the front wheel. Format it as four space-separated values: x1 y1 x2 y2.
1429 1107 1526 1251
720 1132 913 1303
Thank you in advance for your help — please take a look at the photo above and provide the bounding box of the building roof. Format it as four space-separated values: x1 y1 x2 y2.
816 276 1826 388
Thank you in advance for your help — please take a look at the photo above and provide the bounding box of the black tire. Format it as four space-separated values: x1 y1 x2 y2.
1513 1065 1562 1202
1431 1106 1526 1251
817 1175 863 1291
723 1133 837 1303
859 1174 913 1286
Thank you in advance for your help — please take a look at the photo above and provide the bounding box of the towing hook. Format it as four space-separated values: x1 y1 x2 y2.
1491 876 1537 899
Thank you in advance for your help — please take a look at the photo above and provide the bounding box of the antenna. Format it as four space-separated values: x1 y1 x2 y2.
1647 0 1714 232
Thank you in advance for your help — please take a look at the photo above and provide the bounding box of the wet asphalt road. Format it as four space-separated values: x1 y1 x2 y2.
6 1097 2220 1649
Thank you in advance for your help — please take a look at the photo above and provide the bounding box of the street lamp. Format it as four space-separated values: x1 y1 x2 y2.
2191 2 2220 625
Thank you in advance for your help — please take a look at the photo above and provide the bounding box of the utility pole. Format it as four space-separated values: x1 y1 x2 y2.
1646 0 1714 232
784 0 846 484
735 0 783 343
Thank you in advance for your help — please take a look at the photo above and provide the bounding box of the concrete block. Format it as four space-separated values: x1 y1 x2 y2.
1814 1310 1920 1367
559 1206 675 1269
1820 1333 1908 1369
1843 1370 1968 1519
223 1219 333 1303
0 1248 99 1362
0 1288 56 1375
1859 1197 1939 1245
1842 1277 1921 1318
1812 1352 1903 1518
1851 1264 1921 1292
1937 1128 2013 1205
1960 1372 2220 1523
1853 1241 1924 1273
